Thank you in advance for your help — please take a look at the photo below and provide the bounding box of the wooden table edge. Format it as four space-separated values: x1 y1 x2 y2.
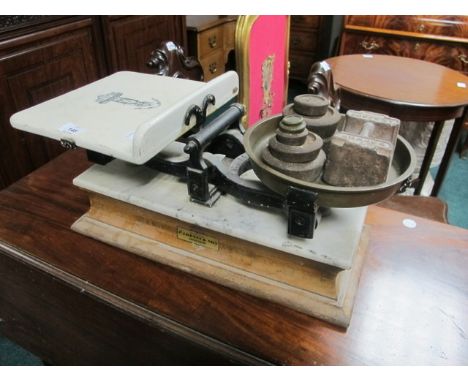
0 240 270 366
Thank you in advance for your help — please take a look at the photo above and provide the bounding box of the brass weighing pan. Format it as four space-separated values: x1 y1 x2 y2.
244 115 417 208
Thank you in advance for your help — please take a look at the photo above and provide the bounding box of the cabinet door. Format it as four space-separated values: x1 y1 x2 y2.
102 16 186 74
0 18 101 188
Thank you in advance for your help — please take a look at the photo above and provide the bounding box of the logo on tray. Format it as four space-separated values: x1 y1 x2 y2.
96 92 161 110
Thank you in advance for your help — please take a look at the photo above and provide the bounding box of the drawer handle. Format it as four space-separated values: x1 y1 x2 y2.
209 62 217 74
360 40 380 51
417 24 426 33
208 36 217 49
459 54 468 64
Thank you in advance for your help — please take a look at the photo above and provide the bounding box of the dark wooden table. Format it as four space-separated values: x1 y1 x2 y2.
0 150 467 365
326 54 468 196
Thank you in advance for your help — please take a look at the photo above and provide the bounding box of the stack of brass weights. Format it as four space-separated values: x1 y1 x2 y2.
262 115 326 182
283 94 342 153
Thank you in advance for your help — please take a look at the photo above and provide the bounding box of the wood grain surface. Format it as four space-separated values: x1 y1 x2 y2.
325 54 468 199
326 54 468 109
0 150 467 365
339 32 468 75
345 16 468 37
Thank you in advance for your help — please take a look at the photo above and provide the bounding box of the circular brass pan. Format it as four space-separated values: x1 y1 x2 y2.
244 115 417 208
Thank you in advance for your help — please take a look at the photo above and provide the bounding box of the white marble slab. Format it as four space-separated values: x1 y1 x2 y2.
10 71 239 165
73 158 367 270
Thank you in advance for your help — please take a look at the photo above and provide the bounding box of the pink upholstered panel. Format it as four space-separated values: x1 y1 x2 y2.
247 16 288 127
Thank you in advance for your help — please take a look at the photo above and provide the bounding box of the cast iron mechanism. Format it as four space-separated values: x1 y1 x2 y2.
286 187 318 238
184 94 216 133
83 96 415 238
183 102 245 205
144 102 321 238
60 138 77 150
86 150 113 165
398 176 418 194
83 102 322 238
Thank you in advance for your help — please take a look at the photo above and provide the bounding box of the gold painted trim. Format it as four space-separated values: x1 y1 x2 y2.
235 15 290 127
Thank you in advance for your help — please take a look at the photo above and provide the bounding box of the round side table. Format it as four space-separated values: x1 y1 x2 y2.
326 54 468 196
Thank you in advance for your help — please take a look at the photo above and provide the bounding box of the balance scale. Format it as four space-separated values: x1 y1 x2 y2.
10 71 415 327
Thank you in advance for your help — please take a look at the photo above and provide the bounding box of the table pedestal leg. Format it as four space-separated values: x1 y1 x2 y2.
414 120 444 195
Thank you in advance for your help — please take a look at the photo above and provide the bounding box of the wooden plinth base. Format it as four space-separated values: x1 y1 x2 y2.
72 193 369 327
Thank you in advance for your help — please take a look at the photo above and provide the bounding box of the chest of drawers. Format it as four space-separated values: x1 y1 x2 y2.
340 16 468 75
289 16 323 81
186 16 237 81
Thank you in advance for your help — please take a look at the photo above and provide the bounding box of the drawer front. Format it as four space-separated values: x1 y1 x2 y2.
199 26 224 58
340 32 389 55
290 29 319 53
223 20 236 51
345 15 468 39
341 31 468 74
409 16 468 38
200 50 225 81
291 16 321 29
345 16 418 32
419 44 468 75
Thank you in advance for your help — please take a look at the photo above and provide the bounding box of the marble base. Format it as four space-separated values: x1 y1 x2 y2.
73 159 368 270
71 159 370 327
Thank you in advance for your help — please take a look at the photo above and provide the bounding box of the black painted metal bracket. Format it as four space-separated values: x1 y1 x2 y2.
86 100 320 239
285 186 318 239
183 102 244 205
184 94 217 133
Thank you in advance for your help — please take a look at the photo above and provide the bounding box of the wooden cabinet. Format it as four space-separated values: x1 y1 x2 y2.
340 16 468 75
101 16 186 73
0 18 102 189
289 16 323 82
0 16 186 189
186 16 237 81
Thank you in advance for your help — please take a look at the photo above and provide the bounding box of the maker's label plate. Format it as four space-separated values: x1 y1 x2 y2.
177 227 219 250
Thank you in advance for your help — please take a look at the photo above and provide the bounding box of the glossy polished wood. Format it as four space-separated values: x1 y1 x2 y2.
0 18 102 190
327 54 468 109
186 16 237 81
325 54 468 196
101 16 186 74
340 16 468 75
377 195 448 223
0 150 467 365
345 15 468 38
